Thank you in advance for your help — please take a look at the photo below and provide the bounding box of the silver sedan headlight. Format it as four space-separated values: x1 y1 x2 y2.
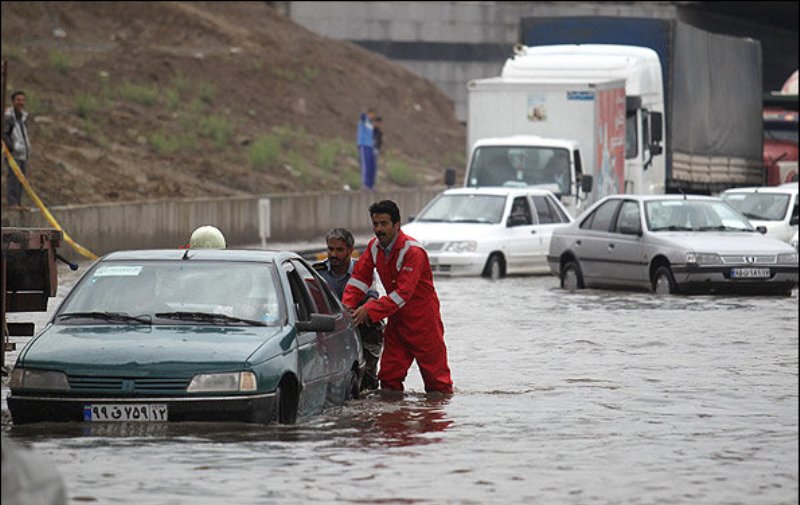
442 241 478 253
777 252 799 264
685 252 722 265
187 371 257 393
10 368 70 391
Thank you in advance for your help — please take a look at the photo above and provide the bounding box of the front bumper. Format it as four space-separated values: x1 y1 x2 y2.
672 264 798 294
7 391 278 425
428 252 487 276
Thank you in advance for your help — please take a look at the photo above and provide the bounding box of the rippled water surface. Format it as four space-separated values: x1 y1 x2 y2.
3 264 798 504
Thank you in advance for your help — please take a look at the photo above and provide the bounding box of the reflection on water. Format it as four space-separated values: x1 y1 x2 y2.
1 266 797 504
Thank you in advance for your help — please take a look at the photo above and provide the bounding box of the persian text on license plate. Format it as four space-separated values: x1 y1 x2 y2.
84 403 168 422
731 267 770 279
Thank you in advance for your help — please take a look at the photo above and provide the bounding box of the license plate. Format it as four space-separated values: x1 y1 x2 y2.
731 267 770 279
83 403 168 422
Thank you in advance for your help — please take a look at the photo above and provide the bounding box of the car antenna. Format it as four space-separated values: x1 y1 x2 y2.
182 247 191 260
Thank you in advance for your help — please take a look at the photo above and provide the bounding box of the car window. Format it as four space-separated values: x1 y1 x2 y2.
580 199 621 231
546 195 570 223
508 196 533 226
291 260 332 315
614 200 641 233
532 195 556 224
284 262 313 321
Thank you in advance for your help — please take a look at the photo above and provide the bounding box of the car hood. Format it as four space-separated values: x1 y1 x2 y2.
654 232 794 253
403 222 500 242
18 324 285 373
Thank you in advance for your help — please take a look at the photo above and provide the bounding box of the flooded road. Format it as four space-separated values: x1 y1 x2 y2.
3 263 798 504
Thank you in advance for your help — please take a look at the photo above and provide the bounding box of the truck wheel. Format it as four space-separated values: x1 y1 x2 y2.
561 261 584 292
482 254 504 279
653 266 678 295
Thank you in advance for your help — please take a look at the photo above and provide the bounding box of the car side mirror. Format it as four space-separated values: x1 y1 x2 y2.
296 313 335 332
619 225 642 237
755 225 768 235
580 174 593 194
445 168 457 187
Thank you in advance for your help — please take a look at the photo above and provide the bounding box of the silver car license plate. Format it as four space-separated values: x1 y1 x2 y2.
731 267 770 279
83 403 168 422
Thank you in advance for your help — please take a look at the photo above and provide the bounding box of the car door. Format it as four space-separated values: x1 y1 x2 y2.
291 260 357 404
607 199 649 287
574 198 622 286
530 193 572 271
505 195 539 273
283 260 328 411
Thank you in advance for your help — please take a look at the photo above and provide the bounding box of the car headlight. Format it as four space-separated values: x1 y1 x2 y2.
187 371 257 393
791 239 799 252
443 241 477 253
9 368 70 392
685 252 722 265
777 252 799 264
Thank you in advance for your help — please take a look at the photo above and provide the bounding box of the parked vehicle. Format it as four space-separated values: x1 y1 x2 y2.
762 71 798 186
8 249 364 425
402 187 573 278
791 230 799 252
720 183 799 243
547 195 799 296
514 16 763 195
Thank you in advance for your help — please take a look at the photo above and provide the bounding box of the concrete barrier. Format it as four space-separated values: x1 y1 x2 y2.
1 188 444 260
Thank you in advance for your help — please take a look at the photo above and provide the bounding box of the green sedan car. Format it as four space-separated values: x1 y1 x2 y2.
8 249 364 425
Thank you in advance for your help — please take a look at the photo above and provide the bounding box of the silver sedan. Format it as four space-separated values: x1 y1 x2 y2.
547 194 799 295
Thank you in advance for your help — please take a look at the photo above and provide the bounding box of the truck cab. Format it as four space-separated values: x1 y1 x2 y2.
464 136 592 217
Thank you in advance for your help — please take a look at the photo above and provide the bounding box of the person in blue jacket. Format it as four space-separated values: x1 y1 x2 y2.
356 108 377 191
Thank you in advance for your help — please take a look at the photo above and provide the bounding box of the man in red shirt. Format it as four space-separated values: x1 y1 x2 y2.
343 200 453 394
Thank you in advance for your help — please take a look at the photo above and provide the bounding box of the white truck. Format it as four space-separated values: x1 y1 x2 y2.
458 17 763 217
464 75 634 217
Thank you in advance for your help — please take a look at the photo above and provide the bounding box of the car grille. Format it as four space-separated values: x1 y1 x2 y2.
720 255 776 265
68 375 191 393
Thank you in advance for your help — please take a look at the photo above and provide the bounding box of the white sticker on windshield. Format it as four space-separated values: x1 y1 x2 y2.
93 265 143 277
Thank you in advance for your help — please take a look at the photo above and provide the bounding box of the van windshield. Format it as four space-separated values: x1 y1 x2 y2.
466 146 571 195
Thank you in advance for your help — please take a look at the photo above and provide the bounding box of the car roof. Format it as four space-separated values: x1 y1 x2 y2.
472 135 578 150
721 184 798 196
599 194 722 203
443 186 559 198
101 249 300 263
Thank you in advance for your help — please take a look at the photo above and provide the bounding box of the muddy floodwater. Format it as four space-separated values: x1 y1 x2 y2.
3 262 798 504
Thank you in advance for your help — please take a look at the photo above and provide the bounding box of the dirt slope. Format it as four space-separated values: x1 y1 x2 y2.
1 2 466 206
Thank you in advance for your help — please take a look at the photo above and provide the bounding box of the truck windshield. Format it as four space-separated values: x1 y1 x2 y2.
466 146 571 195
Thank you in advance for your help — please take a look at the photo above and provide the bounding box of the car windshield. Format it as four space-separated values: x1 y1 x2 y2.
645 200 754 232
466 146 571 194
415 194 507 224
721 192 791 221
57 260 284 325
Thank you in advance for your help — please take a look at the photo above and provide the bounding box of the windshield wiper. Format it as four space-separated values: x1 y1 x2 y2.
417 218 446 223
650 225 694 231
451 218 489 223
57 311 152 324
154 311 266 326
697 225 745 232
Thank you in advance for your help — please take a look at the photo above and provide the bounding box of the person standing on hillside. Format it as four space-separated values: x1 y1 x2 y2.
2 91 33 209
343 200 454 395
373 115 383 186
356 108 377 191
313 227 383 390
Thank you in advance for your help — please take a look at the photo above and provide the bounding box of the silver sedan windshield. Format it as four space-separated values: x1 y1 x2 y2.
721 193 791 221
58 261 284 325
645 200 754 232
416 194 507 224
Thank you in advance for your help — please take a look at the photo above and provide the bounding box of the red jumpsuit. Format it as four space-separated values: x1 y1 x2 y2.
343 230 453 394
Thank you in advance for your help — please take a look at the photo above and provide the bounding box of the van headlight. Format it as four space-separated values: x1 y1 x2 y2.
443 241 477 253
187 371 257 393
686 252 722 265
10 368 70 392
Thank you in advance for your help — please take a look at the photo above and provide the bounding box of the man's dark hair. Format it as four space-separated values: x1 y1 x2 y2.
369 200 401 224
326 227 354 248
11 91 25 101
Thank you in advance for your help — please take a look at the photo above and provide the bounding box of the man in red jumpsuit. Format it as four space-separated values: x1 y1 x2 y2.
343 200 453 394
